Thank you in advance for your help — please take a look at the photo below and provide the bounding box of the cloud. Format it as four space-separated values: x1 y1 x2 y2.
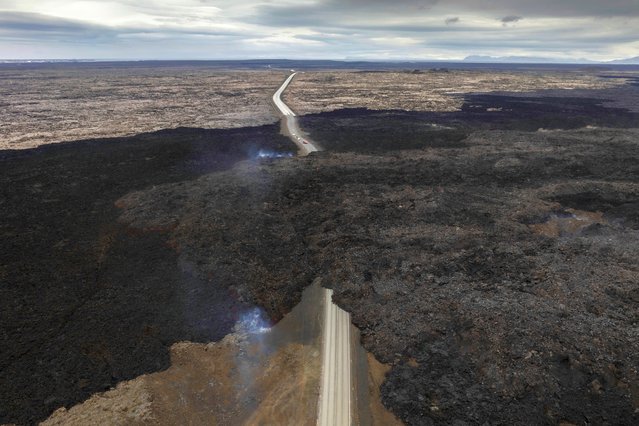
472 0 639 17
500 15 523 25
0 1 638 60
0 10 248 40
0 12 111 35
0 11 121 46
251 0 639 23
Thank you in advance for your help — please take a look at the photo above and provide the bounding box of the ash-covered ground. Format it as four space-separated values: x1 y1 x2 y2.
116 90 639 425
1 68 639 425
0 126 296 424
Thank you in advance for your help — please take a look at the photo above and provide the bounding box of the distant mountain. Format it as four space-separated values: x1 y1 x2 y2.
607 56 639 64
464 55 639 65
463 55 595 64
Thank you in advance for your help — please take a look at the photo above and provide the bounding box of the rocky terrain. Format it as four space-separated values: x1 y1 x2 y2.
115 89 639 424
43 282 326 426
285 69 625 114
0 126 296 424
0 65 285 149
2 68 639 425
3 65 632 151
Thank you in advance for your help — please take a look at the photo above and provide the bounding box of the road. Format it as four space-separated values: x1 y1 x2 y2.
272 73 352 425
318 288 352 426
272 72 319 155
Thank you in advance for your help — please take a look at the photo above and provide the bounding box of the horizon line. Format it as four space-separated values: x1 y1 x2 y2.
1 57 638 66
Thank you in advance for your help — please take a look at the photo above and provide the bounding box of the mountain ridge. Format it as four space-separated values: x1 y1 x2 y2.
464 55 639 65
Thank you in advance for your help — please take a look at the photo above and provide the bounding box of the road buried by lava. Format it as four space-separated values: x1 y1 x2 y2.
1 75 639 425
115 91 639 424
0 126 299 424
273 72 354 425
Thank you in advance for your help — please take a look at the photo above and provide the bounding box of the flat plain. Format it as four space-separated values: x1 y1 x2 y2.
1 63 639 425
0 66 285 149
2 65 632 150
286 69 626 113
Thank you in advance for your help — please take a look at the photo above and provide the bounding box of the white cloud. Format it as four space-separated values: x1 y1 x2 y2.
371 36 422 46
0 0 637 60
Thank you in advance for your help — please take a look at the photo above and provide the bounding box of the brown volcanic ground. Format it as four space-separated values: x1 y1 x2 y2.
284 69 627 114
0 66 286 149
1 65 628 151
2 67 639 425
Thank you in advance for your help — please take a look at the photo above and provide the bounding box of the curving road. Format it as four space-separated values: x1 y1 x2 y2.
272 72 319 155
272 72 298 117
272 73 352 425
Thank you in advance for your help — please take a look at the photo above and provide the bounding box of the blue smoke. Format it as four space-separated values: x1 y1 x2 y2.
236 307 272 334
255 149 294 159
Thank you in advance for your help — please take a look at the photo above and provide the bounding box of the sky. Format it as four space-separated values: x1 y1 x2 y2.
0 0 638 61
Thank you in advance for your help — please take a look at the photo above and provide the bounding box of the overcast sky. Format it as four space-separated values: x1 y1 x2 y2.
1 0 638 60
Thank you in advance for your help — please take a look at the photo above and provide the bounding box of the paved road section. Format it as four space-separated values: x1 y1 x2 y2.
272 73 319 155
272 73 352 425
318 289 352 426
272 72 298 117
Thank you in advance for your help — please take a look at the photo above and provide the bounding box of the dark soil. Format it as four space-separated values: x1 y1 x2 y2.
599 75 639 87
0 126 295 425
2 91 639 425
299 94 639 154
116 94 639 425
300 110 469 152
299 96 639 425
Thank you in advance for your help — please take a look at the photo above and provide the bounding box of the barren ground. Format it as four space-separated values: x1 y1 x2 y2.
3 66 632 151
1 66 639 425
114 87 639 425
285 70 627 113
0 66 285 149
0 125 296 424
43 281 326 426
